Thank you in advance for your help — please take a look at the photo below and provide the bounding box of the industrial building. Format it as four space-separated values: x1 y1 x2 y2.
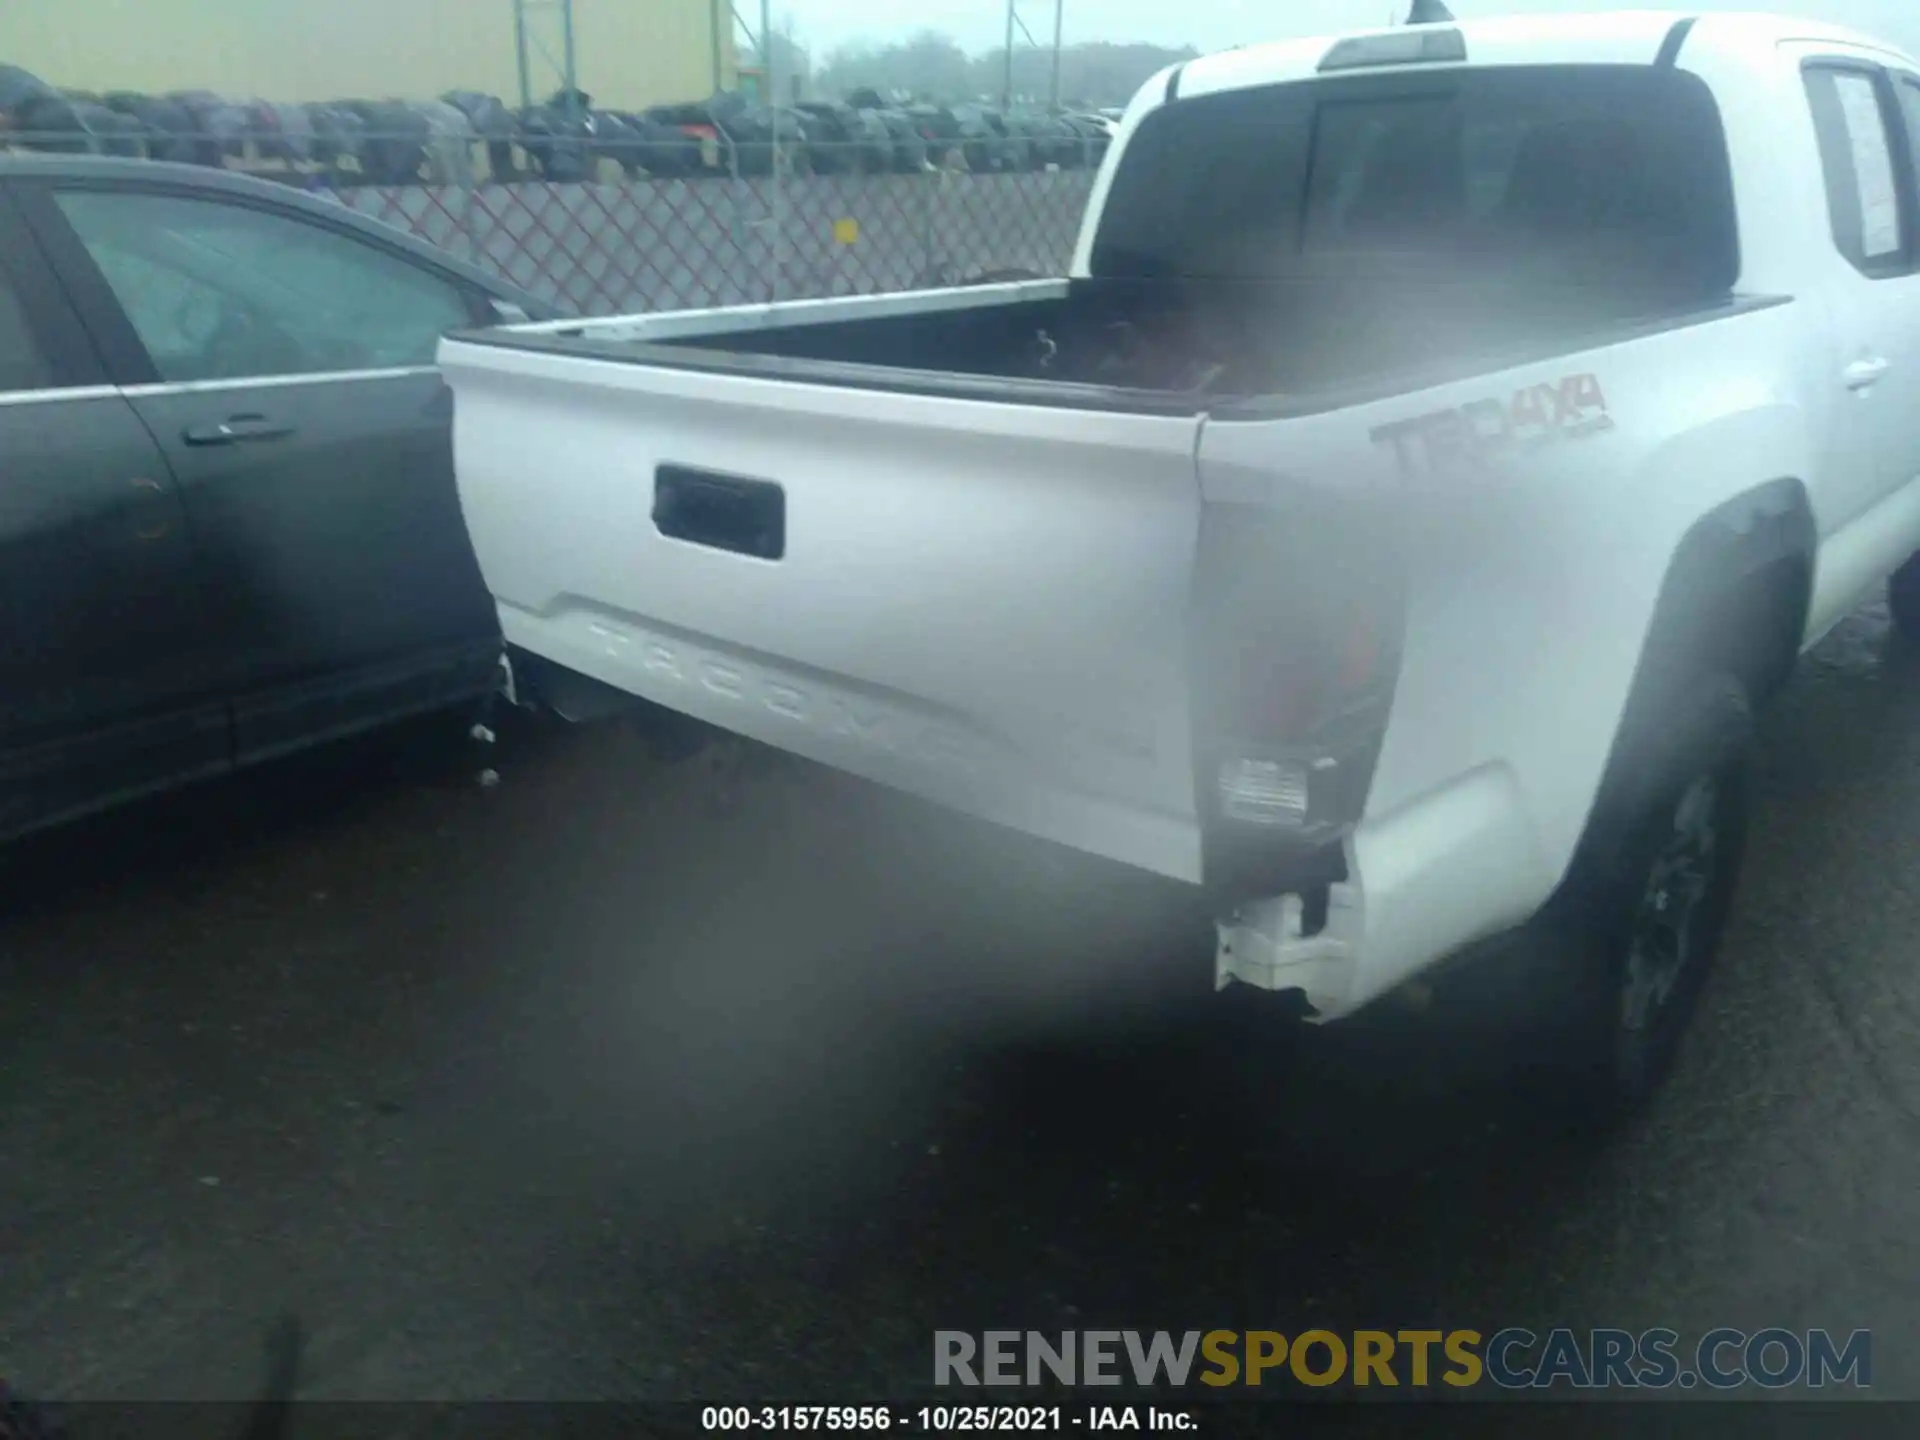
0 0 736 110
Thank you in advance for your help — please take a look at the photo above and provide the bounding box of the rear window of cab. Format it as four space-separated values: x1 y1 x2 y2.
1091 65 1739 298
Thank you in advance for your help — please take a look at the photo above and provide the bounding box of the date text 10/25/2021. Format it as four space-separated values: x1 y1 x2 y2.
702 1407 1191 1431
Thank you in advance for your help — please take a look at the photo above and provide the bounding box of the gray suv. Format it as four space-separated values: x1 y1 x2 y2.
0 155 557 840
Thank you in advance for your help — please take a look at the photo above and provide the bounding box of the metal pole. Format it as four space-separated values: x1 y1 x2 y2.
711 0 725 94
921 164 936 285
455 176 474 263
762 0 781 303
561 0 579 110
514 0 533 112
1048 0 1063 110
1002 0 1016 109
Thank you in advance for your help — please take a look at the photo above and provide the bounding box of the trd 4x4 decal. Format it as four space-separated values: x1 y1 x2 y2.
1370 373 1613 477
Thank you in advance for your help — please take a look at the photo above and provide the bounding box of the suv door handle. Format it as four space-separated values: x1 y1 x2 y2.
1845 356 1891 390
182 413 298 446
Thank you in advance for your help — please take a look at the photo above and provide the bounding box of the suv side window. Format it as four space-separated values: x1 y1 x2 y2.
51 189 473 384
1804 65 1908 275
0 269 53 395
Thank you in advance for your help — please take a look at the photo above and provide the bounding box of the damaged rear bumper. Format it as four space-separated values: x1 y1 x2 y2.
1212 763 1550 1021
1215 883 1363 1018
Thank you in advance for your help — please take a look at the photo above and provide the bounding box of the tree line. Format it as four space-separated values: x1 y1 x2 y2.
807 31 1200 110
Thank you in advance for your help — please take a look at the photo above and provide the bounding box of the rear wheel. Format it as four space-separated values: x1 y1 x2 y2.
1536 672 1753 1127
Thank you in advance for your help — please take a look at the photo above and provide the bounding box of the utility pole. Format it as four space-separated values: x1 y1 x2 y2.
1048 0 1063 111
1002 0 1017 109
512 0 578 111
762 0 783 304
760 0 774 102
516 0 532 110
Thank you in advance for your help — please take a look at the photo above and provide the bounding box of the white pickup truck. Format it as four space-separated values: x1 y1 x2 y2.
441 10 1920 1121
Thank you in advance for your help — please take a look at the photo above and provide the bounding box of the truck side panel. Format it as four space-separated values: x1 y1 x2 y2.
1202 300 1814 1013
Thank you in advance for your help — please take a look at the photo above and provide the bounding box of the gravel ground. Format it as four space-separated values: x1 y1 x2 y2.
3 604 1920 1409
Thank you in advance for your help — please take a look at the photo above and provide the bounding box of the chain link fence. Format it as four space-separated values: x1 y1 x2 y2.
336 156 1097 315
5 131 1101 317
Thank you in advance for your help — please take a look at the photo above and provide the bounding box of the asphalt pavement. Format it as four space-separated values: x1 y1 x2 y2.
5 602 1920 1406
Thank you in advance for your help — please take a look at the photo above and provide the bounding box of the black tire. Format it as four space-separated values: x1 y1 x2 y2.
1890 550 1920 635
1534 672 1754 1128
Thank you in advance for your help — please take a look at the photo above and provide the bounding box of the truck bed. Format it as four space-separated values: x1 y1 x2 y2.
438 271 1769 888
483 269 1734 412
440 296 1220 881
436 38 1757 892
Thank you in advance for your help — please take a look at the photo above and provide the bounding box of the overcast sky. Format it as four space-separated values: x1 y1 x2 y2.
783 1 1919 64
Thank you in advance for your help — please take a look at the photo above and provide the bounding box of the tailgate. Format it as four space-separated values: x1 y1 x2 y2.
442 339 1209 882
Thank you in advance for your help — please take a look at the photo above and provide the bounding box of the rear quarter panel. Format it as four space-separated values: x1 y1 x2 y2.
1201 299 1812 985
1188 27 1841 1005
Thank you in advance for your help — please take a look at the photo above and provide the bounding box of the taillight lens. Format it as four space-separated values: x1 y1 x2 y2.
1191 495 1405 896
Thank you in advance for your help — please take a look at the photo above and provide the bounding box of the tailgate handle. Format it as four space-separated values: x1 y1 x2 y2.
653 465 785 561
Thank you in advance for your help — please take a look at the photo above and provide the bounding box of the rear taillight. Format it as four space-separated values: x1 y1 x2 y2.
1191 496 1405 898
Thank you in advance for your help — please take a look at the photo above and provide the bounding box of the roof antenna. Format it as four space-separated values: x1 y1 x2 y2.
1406 0 1456 21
